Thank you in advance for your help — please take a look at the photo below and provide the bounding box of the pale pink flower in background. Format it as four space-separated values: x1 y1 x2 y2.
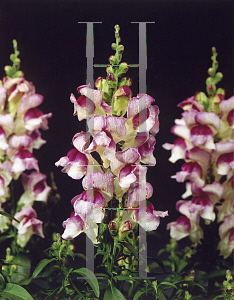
0 161 13 202
12 205 44 247
18 171 51 206
0 200 11 232
217 214 234 259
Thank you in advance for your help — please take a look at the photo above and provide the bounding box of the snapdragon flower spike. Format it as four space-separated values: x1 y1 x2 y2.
12 205 44 248
164 49 234 257
60 25 166 244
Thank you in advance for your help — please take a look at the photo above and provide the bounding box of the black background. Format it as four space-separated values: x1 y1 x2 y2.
0 0 233 254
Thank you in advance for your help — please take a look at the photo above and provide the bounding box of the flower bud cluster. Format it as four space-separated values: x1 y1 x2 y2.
164 48 234 258
56 25 168 244
0 40 52 247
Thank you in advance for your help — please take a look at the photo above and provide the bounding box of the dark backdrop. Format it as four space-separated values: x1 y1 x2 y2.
0 0 233 255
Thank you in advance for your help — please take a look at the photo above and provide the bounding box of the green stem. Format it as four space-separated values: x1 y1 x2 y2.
70 279 86 300
110 238 117 274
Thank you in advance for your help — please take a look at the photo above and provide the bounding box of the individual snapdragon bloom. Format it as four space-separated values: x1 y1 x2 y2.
216 175 234 223
125 181 168 231
217 214 234 259
212 139 234 177
70 84 112 121
18 171 51 206
82 170 114 203
172 111 220 150
167 216 204 243
123 94 159 150
62 190 106 243
12 205 44 248
218 96 234 140
2 77 36 117
6 135 39 175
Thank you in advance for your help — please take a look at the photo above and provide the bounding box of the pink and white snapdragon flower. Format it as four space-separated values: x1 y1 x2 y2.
12 205 44 248
163 52 234 258
0 48 52 247
56 25 167 245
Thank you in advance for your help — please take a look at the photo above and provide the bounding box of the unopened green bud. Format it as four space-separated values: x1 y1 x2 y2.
68 244 75 251
4 65 11 73
195 92 209 110
111 43 117 50
117 62 129 76
117 45 124 54
109 55 118 65
95 76 104 89
2 265 9 276
215 72 223 82
9 265 18 275
106 66 114 74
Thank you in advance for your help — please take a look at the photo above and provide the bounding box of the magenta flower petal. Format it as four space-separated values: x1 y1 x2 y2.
105 116 127 143
167 216 191 240
177 95 204 112
138 135 156 165
62 212 85 239
12 149 39 173
127 182 153 207
127 94 155 119
82 171 114 202
162 138 187 163
18 93 44 115
115 147 140 164
0 86 6 110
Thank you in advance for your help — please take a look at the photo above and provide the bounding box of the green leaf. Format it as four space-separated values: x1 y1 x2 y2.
173 280 205 290
177 259 188 273
0 211 19 223
133 289 147 300
0 273 5 291
104 287 126 300
72 268 99 298
158 292 167 300
196 269 228 281
158 281 178 289
97 223 108 242
32 258 56 278
148 256 165 272
1 283 34 300
120 241 139 259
